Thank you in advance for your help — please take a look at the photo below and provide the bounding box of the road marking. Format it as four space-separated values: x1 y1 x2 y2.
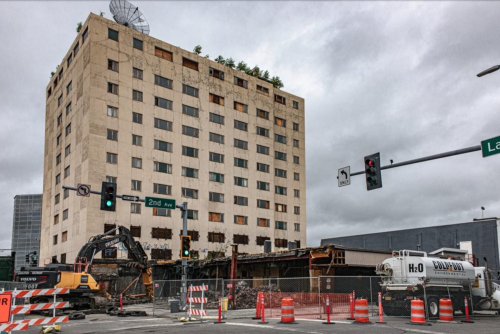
107 323 185 331
224 322 323 333
391 326 449 334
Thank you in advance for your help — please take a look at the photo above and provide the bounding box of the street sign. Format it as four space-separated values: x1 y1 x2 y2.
121 195 140 202
0 293 12 324
76 184 91 197
145 196 176 209
481 136 500 158
338 166 351 187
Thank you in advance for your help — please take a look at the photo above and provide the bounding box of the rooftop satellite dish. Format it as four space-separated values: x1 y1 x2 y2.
109 0 150 35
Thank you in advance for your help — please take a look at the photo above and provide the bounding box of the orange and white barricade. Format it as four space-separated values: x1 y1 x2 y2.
187 284 208 320
438 299 454 322
0 288 70 332
354 298 371 324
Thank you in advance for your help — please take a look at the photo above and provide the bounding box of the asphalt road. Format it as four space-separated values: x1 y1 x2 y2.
21 313 500 334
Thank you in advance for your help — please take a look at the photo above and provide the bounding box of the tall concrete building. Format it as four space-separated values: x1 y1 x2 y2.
40 13 306 265
12 194 42 271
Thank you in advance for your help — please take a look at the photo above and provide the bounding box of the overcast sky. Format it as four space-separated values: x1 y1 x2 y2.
1 1 500 250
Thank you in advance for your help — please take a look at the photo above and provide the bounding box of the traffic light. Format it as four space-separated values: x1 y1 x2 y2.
180 235 191 259
364 152 382 191
100 182 117 211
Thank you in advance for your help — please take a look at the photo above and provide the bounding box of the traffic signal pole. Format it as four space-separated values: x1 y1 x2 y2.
177 202 189 309
350 144 481 177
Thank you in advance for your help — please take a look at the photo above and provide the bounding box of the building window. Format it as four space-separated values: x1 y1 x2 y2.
182 84 199 98
55 193 60 204
133 38 143 50
108 82 119 95
151 249 173 260
294 206 300 215
154 96 173 109
256 84 269 95
209 172 224 183
132 89 143 102
208 232 225 243
234 176 248 187
182 167 199 178
66 81 72 95
131 203 141 214
257 162 270 173
293 100 299 109
182 188 198 199
107 105 118 117
275 134 287 144
182 104 199 118
257 145 269 155
275 117 286 128
294 189 300 198
132 112 143 124
154 75 173 89
234 120 248 132
106 176 117 184
275 151 287 161
182 57 199 71
53 235 58 245
108 59 119 72
275 203 287 212
209 93 224 106
63 188 69 198
274 94 286 105
73 42 79 56
234 139 248 150
155 47 173 61
154 140 173 152
132 134 142 146
275 238 288 248
108 28 119 41
129 226 141 238
153 208 172 217
65 123 71 136
209 112 224 125
257 218 270 228
209 152 224 163
106 153 117 164
257 181 270 191
234 196 248 206
182 125 199 138
67 53 73 67
56 134 61 146
209 132 224 144
275 186 287 196
209 67 224 80
293 122 299 131
107 129 118 141
187 210 198 220
275 168 287 178
154 161 172 174
60 231 67 243
54 214 59 225
132 157 142 169
64 166 70 178
294 172 300 181
56 154 61 165
256 126 269 137
131 180 142 191
57 94 63 107
209 192 224 203
82 26 89 43
234 76 248 88
182 146 198 158
104 224 116 233
256 236 271 245
234 101 248 113
256 108 269 119
209 212 224 223
151 228 172 240
64 145 71 157
132 67 143 80
57 114 62 126
233 234 249 245
257 199 270 209
293 139 300 148
154 183 172 195
234 157 248 168
154 117 173 132
63 209 69 220
275 221 287 230
293 155 300 164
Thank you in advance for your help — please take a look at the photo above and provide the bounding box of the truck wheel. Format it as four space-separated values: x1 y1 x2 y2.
426 297 439 319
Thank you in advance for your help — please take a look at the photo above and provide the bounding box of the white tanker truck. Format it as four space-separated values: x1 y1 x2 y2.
376 250 500 317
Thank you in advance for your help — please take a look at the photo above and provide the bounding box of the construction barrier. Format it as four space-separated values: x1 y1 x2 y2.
376 292 386 324
462 297 474 323
410 299 428 325
347 291 355 320
253 292 263 319
354 298 370 324
280 298 295 324
439 298 454 322
322 296 334 325
187 284 208 320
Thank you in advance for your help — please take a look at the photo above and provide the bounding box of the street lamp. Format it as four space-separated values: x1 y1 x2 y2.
481 206 485 218
477 65 500 77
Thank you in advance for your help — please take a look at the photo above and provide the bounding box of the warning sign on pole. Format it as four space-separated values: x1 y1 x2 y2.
0 293 12 324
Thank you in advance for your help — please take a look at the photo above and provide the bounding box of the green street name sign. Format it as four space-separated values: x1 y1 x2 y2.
145 197 176 209
481 136 500 158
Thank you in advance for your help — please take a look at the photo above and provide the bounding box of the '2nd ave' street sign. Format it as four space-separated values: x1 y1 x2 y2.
145 197 176 209
481 136 500 158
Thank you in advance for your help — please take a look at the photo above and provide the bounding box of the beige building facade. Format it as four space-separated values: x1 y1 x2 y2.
40 13 306 264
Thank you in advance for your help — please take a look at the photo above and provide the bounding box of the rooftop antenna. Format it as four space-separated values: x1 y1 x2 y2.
109 0 150 35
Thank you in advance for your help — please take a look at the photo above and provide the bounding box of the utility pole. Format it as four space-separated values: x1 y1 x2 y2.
178 202 188 309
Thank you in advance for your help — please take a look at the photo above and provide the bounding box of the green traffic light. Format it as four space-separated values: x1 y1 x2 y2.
106 200 113 207
183 250 189 256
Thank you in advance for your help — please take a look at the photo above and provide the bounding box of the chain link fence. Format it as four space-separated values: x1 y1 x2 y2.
0 281 26 292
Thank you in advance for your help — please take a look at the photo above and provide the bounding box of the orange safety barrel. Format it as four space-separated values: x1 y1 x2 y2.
253 292 263 319
439 299 454 322
354 298 370 324
410 299 427 325
280 298 295 324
